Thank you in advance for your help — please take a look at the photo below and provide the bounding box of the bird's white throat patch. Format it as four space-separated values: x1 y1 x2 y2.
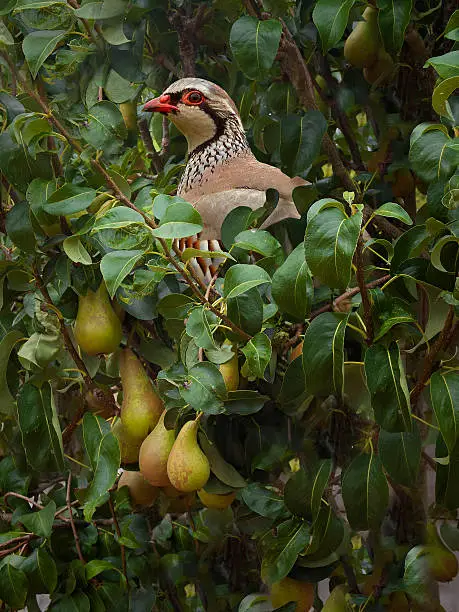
169 106 217 152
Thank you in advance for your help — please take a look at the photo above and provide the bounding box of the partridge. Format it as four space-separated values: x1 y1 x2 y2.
144 78 305 278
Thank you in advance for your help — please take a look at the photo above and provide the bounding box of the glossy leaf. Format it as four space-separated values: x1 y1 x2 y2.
409 123 456 183
241 332 272 379
22 30 67 78
378 427 421 487
430 370 459 454
280 111 328 175
81 101 127 155
63 236 92 265
230 16 282 80
227 288 264 337
374 202 413 225
199 434 247 487
377 0 413 54
425 51 459 79
313 0 355 53
261 518 310 585
241 482 287 519
180 362 227 415
272 244 314 321
18 500 56 538
364 343 411 432
186 307 218 350
0 563 28 609
100 249 143 297
341 452 389 530
46 184 97 216
0 330 22 416
223 264 271 299
151 201 202 239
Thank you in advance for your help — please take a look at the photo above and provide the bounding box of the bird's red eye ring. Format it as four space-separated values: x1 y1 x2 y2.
183 90 204 105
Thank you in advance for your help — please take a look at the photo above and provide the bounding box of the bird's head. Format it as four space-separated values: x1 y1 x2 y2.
143 78 244 153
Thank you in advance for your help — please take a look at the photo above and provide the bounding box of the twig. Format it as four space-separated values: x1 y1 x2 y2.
108 492 129 589
310 274 390 320
138 117 163 174
3 492 44 511
354 236 374 344
410 306 456 409
67 472 85 564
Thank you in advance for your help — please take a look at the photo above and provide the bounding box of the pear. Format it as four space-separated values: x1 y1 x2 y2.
160 486 196 514
197 488 236 510
323 584 351 611
112 418 143 464
139 410 175 487
344 6 380 69
363 48 394 85
270 577 314 611
119 348 163 440
118 470 158 506
424 522 458 582
167 418 210 492
74 282 122 355
219 350 239 391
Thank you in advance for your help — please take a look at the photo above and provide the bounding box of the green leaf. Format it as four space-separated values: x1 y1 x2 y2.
304 207 362 290
36 548 57 594
435 436 459 510
229 16 282 80
221 206 253 249
409 123 456 183
17 500 56 538
82 412 111 471
83 428 120 521
234 229 283 264
223 390 269 415
284 460 332 520
432 77 459 121
17 382 65 471
371 289 416 340
186 307 218 350
341 452 389 530
157 294 195 319
151 201 202 239
91 207 144 232
46 184 97 216
261 518 310 585
0 330 22 416
280 111 328 176
241 482 287 519
85 559 119 580
301 505 344 562
14 0 66 8
63 236 92 265
199 434 247 487
378 427 421 487
227 288 263 338
5 200 37 253
241 332 272 379
180 362 227 415
312 0 356 53
376 0 412 54
80 101 127 156
0 563 28 609
22 30 67 78
75 0 127 19
430 370 459 455
303 312 349 398
0 19 14 45
223 264 271 299
374 202 413 225
272 244 313 321
100 249 143 298
425 51 459 79
364 343 411 432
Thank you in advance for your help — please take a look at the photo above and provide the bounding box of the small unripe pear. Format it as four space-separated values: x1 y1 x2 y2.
118 470 158 507
270 577 314 611
219 351 239 391
74 282 122 355
119 348 163 440
167 419 210 492
112 418 143 464
139 411 175 487
197 488 236 509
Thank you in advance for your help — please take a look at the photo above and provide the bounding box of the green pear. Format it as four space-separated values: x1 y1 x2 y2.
167 418 210 492
119 348 163 440
270 577 314 611
112 419 143 464
74 282 122 355
424 522 458 582
118 470 158 507
344 6 380 69
219 350 239 391
139 410 175 487
323 584 352 611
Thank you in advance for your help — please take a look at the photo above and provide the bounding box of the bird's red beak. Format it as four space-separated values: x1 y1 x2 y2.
143 94 178 114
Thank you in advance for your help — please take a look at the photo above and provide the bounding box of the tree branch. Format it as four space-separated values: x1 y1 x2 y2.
67 472 85 564
108 492 129 589
354 236 374 344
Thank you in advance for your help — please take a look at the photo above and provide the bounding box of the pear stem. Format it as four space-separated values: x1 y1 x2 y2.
108 491 129 591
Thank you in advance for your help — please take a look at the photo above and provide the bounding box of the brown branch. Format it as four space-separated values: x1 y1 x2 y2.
67 472 85 564
3 492 44 511
410 306 456 409
138 118 163 174
310 274 390 321
354 236 374 344
108 492 129 589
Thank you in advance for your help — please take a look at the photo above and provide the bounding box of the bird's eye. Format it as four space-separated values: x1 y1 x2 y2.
183 91 203 105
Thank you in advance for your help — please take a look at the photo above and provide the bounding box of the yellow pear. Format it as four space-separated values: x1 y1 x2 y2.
118 470 158 507
270 577 314 611
197 488 236 509
219 350 239 391
119 348 163 440
74 282 122 355
344 7 380 69
139 410 175 487
167 418 210 492
112 418 143 464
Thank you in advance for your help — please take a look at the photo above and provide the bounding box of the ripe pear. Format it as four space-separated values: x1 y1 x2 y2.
119 348 163 440
74 282 122 355
112 418 143 464
344 6 380 69
219 351 239 391
118 470 158 507
270 577 314 611
197 488 236 509
167 418 210 492
139 410 175 487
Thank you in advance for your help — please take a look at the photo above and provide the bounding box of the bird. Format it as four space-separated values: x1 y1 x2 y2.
143 78 305 279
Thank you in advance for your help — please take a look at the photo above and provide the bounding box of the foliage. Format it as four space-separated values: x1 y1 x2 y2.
0 0 458 610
